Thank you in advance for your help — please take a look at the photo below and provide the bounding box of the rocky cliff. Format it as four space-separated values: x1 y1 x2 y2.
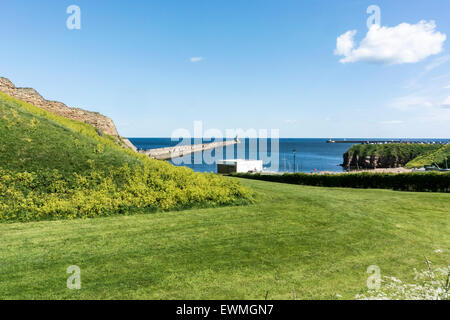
343 152 405 169
0 77 119 136
342 143 442 169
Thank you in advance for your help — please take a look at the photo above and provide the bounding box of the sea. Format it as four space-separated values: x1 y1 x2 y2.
128 138 450 173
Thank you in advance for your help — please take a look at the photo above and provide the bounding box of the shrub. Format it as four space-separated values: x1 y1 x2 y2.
232 172 450 193
0 164 253 222
0 92 253 222
406 145 450 169
343 143 443 169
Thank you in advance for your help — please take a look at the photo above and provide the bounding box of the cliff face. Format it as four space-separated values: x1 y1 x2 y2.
0 77 119 136
342 153 405 169
342 143 442 169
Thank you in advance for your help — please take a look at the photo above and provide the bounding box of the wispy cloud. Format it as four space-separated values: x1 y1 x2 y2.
405 56 450 89
391 90 450 110
431 73 450 81
189 57 205 63
425 54 450 71
389 95 434 111
284 119 297 124
379 120 404 125
442 96 450 107
388 78 450 129
335 21 446 65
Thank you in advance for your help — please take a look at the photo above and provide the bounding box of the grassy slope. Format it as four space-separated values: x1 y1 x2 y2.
344 143 450 169
0 91 140 173
345 144 441 166
0 178 448 300
0 92 250 221
406 145 450 169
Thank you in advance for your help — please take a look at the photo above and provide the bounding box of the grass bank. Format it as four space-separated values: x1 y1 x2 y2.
343 143 450 169
0 178 448 299
0 92 251 222
406 145 450 169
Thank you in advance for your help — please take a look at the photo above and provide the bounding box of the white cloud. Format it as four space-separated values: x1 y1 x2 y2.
284 119 297 124
189 57 205 63
432 73 450 81
388 92 450 115
444 85 450 89
442 96 450 107
335 21 446 65
389 95 434 111
379 120 404 125
425 55 450 71
335 30 357 57
406 55 450 88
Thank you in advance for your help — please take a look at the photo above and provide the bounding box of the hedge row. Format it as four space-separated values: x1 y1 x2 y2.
231 172 450 193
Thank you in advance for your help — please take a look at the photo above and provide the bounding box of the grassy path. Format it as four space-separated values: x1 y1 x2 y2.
0 179 448 299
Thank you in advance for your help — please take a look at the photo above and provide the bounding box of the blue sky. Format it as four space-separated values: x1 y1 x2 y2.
1 0 449 138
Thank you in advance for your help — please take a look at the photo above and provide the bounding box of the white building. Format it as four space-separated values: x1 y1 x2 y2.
217 159 263 174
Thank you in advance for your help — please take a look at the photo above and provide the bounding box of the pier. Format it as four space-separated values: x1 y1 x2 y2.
327 139 400 144
326 139 448 145
140 139 240 160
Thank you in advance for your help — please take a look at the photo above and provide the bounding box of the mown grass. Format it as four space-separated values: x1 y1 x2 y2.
0 178 448 300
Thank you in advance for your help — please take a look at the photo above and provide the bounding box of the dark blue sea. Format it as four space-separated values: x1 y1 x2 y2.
128 138 449 173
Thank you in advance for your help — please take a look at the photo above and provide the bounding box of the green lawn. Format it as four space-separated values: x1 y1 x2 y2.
0 178 448 300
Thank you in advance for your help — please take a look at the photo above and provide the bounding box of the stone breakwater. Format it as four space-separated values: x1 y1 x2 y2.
141 139 240 160
0 77 119 136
